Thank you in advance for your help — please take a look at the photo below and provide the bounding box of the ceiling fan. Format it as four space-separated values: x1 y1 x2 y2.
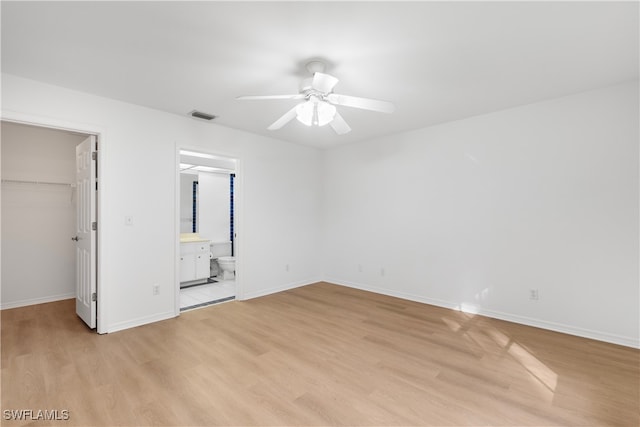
237 61 395 135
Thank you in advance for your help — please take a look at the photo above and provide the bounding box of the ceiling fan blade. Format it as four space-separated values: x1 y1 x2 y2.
267 105 299 130
327 93 395 113
330 111 351 135
311 72 339 93
237 94 306 100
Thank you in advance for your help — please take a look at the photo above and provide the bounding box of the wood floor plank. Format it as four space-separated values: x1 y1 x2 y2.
2 282 638 426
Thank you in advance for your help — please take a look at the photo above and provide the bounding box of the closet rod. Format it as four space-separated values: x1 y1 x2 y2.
1 179 75 187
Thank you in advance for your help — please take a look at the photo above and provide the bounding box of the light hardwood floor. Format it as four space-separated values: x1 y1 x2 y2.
2 282 638 426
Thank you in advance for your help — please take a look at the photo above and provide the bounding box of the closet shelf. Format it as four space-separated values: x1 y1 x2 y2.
1 179 75 187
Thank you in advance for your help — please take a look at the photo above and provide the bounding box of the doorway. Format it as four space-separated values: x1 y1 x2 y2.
176 148 238 312
1 120 99 329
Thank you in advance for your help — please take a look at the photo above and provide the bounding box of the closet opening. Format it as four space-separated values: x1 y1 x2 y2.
1 120 99 330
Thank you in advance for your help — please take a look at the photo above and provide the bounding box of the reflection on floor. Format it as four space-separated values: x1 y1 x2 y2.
180 279 235 311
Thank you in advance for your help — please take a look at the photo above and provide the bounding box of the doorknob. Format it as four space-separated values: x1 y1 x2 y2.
71 236 79 241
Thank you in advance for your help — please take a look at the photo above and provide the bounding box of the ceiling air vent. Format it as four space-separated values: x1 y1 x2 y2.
189 110 217 121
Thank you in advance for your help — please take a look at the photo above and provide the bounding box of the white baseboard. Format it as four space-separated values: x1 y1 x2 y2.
108 278 319 333
326 278 640 349
241 277 321 300
106 310 176 333
1 292 75 310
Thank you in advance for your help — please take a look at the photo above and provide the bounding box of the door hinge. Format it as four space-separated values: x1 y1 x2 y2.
92 221 97 231
92 292 97 302
92 152 97 161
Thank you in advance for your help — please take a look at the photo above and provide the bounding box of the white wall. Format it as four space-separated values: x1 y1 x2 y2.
322 81 639 347
3 72 637 347
198 172 231 244
1 74 322 332
1 122 88 308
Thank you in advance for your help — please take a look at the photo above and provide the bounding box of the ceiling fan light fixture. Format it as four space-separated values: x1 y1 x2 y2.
295 101 314 126
296 97 336 127
316 101 336 127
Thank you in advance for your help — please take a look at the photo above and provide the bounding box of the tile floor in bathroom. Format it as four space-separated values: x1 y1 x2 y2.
180 279 235 311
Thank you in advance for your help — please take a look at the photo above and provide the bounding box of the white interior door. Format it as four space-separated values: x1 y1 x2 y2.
75 135 97 328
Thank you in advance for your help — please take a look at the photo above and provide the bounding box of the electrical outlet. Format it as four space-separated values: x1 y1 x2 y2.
529 289 539 300
285 264 290 272
152 284 160 296
380 268 385 277
358 264 363 273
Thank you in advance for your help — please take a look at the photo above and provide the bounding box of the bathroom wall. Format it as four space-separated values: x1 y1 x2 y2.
322 80 639 347
198 172 232 244
1 73 322 332
1 121 88 308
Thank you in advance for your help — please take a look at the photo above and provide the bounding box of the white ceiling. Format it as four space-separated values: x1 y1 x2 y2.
2 1 638 149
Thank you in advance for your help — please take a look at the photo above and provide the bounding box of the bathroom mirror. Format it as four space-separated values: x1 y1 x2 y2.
180 171 199 233
179 150 237 236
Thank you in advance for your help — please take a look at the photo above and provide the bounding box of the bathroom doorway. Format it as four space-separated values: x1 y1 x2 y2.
176 148 238 312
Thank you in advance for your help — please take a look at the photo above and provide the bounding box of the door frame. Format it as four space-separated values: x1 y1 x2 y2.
174 144 242 316
1 110 106 333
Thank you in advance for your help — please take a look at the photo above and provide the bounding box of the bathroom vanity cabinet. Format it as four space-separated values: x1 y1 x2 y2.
180 241 210 284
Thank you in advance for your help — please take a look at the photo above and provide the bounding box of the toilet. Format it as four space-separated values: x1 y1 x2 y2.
210 241 235 280
217 256 236 280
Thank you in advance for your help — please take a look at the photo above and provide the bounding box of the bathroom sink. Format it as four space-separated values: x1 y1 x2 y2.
180 233 209 243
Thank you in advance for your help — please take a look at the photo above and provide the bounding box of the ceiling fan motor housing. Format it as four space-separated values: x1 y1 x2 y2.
299 77 315 93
